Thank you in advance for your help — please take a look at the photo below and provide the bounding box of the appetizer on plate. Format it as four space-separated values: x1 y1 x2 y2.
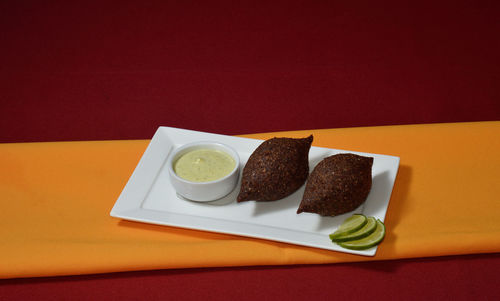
297 153 373 216
237 135 313 202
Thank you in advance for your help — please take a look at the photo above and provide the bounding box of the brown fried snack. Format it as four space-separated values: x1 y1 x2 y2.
297 153 373 216
237 135 313 202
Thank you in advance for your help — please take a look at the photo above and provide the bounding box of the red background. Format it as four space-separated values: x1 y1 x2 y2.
1 0 499 299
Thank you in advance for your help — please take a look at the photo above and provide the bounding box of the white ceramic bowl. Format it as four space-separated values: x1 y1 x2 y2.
167 141 240 202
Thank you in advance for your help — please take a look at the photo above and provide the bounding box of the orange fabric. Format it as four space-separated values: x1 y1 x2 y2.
1 122 499 278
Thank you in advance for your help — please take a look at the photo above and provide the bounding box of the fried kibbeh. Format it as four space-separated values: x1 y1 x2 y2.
297 153 373 216
237 135 313 202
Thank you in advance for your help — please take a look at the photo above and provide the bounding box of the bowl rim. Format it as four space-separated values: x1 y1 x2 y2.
167 141 240 185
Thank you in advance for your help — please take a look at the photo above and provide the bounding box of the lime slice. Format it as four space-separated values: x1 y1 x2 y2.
329 214 367 240
337 219 386 250
331 216 377 242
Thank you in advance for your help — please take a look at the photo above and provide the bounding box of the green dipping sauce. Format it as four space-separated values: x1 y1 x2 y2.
174 148 236 182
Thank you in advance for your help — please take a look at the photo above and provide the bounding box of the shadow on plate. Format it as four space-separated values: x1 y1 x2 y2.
250 186 305 217
362 170 392 215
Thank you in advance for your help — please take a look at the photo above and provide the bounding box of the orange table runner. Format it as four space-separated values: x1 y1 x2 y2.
1 121 499 279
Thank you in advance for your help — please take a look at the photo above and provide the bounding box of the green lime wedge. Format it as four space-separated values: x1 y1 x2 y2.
337 219 386 250
331 216 377 242
329 214 367 240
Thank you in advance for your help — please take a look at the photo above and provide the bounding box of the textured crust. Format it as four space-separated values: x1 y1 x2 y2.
297 153 373 216
237 135 313 202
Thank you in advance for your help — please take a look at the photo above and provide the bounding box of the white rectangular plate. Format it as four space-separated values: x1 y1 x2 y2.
111 126 400 256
